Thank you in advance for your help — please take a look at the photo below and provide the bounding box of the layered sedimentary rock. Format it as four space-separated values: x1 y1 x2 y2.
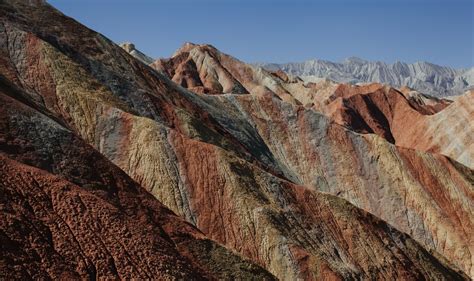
155 44 473 169
394 89 474 168
307 82 473 169
152 43 474 276
0 80 275 280
0 0 472 280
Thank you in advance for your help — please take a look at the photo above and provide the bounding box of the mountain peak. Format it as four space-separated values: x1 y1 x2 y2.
177 42 218 52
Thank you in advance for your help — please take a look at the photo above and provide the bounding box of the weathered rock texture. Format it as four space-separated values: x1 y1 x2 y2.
152 43 474 277
0 1 472 280
154 44 473 169
0 55 275 280
307 83 473 169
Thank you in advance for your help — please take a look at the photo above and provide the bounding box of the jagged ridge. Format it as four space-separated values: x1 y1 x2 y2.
256 57 473 97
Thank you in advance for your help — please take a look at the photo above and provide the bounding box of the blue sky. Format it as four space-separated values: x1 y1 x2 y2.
49 0 473 68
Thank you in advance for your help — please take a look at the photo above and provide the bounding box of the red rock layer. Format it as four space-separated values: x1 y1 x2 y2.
320 83 473 169
154 44 472 170
151 43 473 275
0 80 275 280
0 1 472 279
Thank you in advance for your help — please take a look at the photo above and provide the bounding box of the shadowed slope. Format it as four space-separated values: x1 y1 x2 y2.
0 1 471 279
0 78 276 280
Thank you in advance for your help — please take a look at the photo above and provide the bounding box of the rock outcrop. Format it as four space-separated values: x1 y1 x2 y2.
119 42 154 65
0 0 472 279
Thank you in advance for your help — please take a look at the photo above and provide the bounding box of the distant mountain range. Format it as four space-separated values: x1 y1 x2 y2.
256 58 474 97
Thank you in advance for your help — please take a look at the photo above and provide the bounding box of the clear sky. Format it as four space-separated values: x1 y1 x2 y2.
48 0 473 68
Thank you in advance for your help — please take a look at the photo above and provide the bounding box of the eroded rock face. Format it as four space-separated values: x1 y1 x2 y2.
0 1 472 280
0 73 275 280
155 44 473 170
307 83 473 169
152 44 473 276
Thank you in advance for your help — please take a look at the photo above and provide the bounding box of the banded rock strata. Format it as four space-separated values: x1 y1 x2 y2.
0 77 275 280
151 42 474 276
0 0 472 280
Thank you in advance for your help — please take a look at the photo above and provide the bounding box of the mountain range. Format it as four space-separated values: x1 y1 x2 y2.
1 1 473 280
256 58 473 97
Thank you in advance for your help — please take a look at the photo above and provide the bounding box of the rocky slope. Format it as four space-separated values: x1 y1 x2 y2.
257 57 473 97
318 83 474 169
154 43 473 169
0 74 275 280
1 1 472 280
152 43 474 276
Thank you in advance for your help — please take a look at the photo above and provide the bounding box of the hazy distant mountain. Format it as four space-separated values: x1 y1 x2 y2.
257 58 473 97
